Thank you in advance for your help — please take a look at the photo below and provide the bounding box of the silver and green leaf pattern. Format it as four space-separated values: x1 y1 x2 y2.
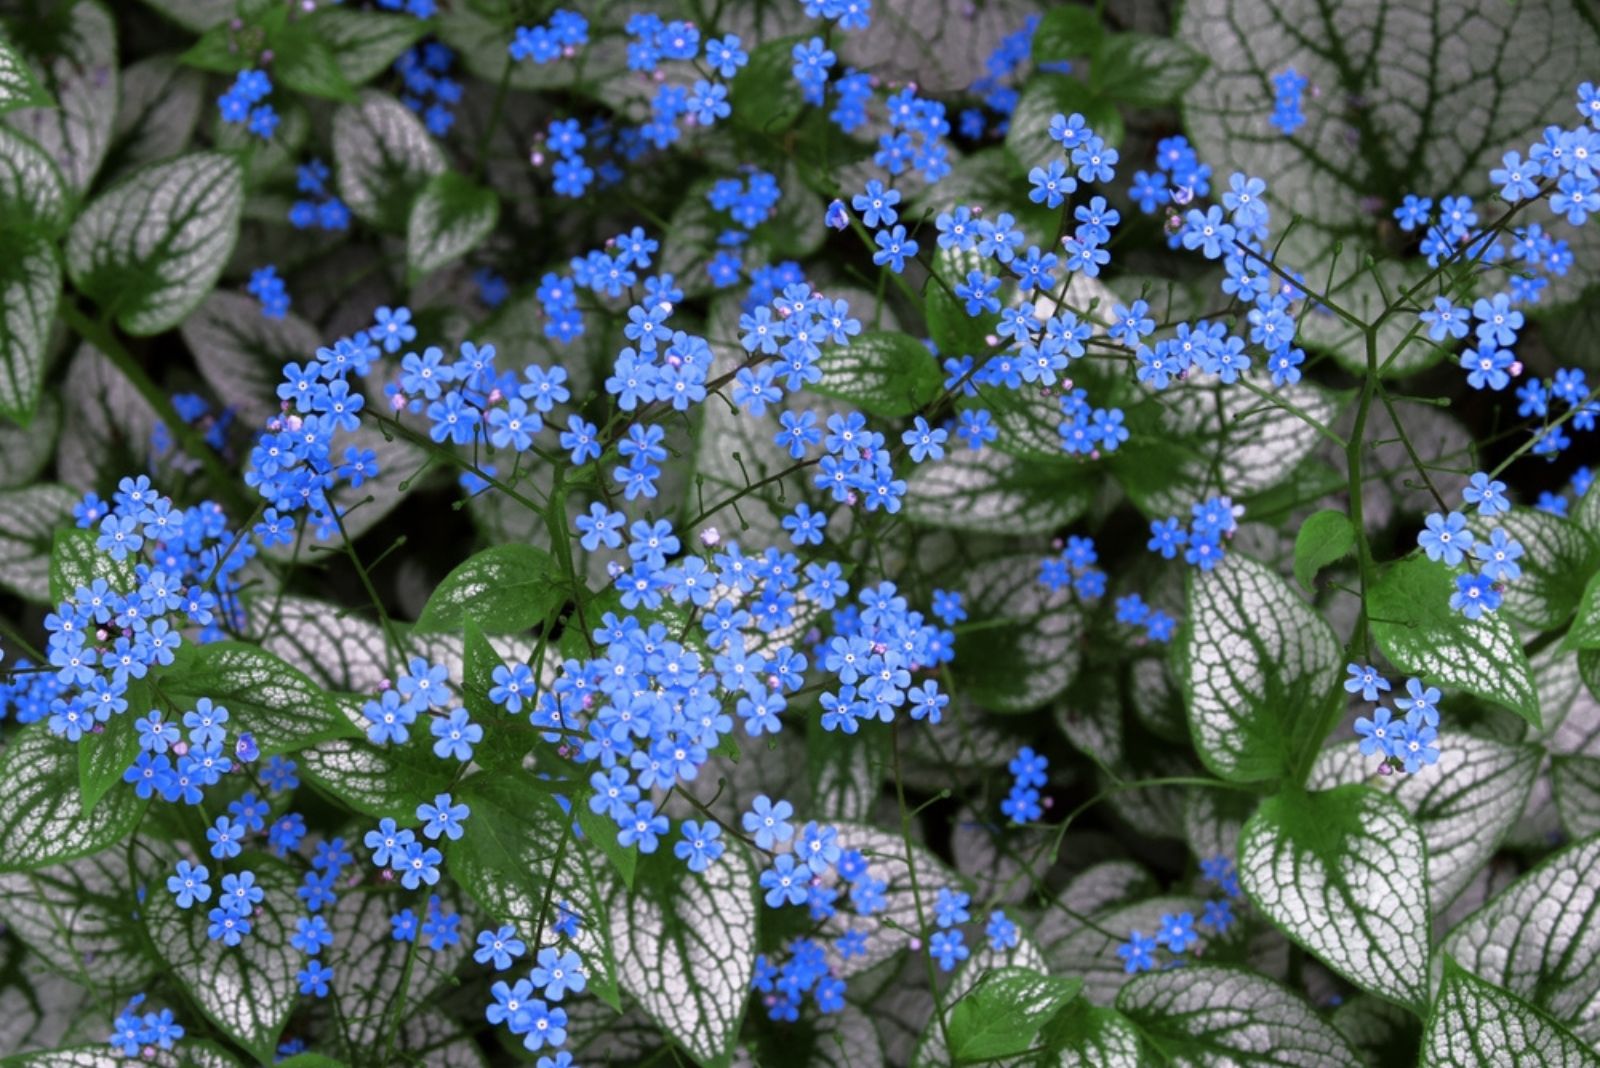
1423 961 1600 1068
332 90 445 231
1239 785 1431 1010
0 725 141 872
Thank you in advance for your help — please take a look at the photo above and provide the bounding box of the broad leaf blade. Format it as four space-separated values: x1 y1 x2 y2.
407 171 500 277
66 152 243 336
157 642 361 756
947 967 1082 1063
810 331 943 419
1179 553 1342 782
332 90 445 231
903 447 1093 535
49 525 137 605
1294 509 1355 590
0 484 78 603
0 230 60 425
1443 832 1600 1043
143 857 299 1062
0 725 142 872
414 543 563 634
1308 732 1540 909
0 33 51 112
1423 960 1600 1068
1370 556 1540 727
1240 785 1431 1010
1117 964 1361 1066
957 554 1086 713
2 0 117 195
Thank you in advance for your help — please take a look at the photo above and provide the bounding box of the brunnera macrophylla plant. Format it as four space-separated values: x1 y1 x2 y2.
0 0 1597 1064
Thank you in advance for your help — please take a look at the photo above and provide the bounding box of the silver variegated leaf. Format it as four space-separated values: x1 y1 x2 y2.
1553 755 1600 840
904 447 1093 535
0 483 77 603
55 344 159 494
958 554 1086 713
1423 962 1600 1068
1308 733 1540 909
0 231 60 424
0 850 152 988
0 32 50 112
1466 507 1600 631
2 0 115 195
332 90 445 231
328 886 468 1048
1177 0 1600 309
110 55 204 176
813 1004 886 1068
1331 994 1420 1067
1443 832 1600 1043
610 848 758 1068
143 859 299 1062
407 172 499 276
65 152 243 336
157 642 360 756
181 291 322 426
0 124 69 232
912 933 1050 1067
249 595 389 693
1179 552 1342 782
0 394 57 487
1117 964 1360 1066
7 1042 241 1067
1050 1001 1147 1068
0 725 141 872
313 8 431 84
1239 784 1431 1010
821 822 959 979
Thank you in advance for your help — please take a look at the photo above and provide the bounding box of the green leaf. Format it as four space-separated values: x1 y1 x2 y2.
49 525 137 604
1041 1001 1145 1067
0 725 142 873
1031 6 1103 63
1308 732 1540 910
1423 960 1600 1068
1178 553 1343 783
730 35 807 134
0 230 60 425
1466 507 1600 631
1239 785 1431 1011
1 0 117 195
0 33 51 112
407 171 500 277
0 125 70 234
271 28 357 102
957 554 1086 713
277 1056 351 1068
1443 832 1600 1044
65 152 243 336
1117 965 1361 1066
7 1043 242 1067
810 331 943 419
143 857 299 1062
903 447 1094 535
947 967 1082 1063
1369 556 1540 727
576 802 637 891
311 8 430 84
610 849 760 1068
449 773 622 1011
1090 32 1208 107
1176 0 1600 308
77 681 146 816
332 89 445 231
0 484 77 602
157 642 361 756
297 732 454 820
923 254 997 358
1562 572 1600 652
414 543 562 634
1294 509 1355 590
1005 74 1122 175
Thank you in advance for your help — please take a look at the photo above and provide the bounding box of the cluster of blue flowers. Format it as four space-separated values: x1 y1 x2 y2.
1128 133 1214 214
216 68 277 140
1146 496 1240 572
246 264 290 319
1351 669 1443 774
395 41 462 137
1118 856 1241 973
1000 746 1048 822
288 159 352 231
108 994 183 1057
377 0 435 17
1269 68 1308 135
1415 471 1528 619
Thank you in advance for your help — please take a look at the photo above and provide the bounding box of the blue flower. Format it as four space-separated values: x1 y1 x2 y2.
929 930 968 971
1155 912 1198 952
167 861 211 909
1450 572 1502 619
474 925 527 971
1344 663 1391 702
1417 511 1474 566
418 793 470 840
530 947 587 1000
1118 930 1157 973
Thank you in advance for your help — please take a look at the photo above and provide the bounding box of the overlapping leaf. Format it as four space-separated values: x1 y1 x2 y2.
1423 960 1600 1067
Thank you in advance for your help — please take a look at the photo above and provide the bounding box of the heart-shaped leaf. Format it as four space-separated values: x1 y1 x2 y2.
1240 784 1431 1011
2 0 116 195
156 642 361 756
407 171 500 277
1423 959 1600 1068
332 90 445 231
